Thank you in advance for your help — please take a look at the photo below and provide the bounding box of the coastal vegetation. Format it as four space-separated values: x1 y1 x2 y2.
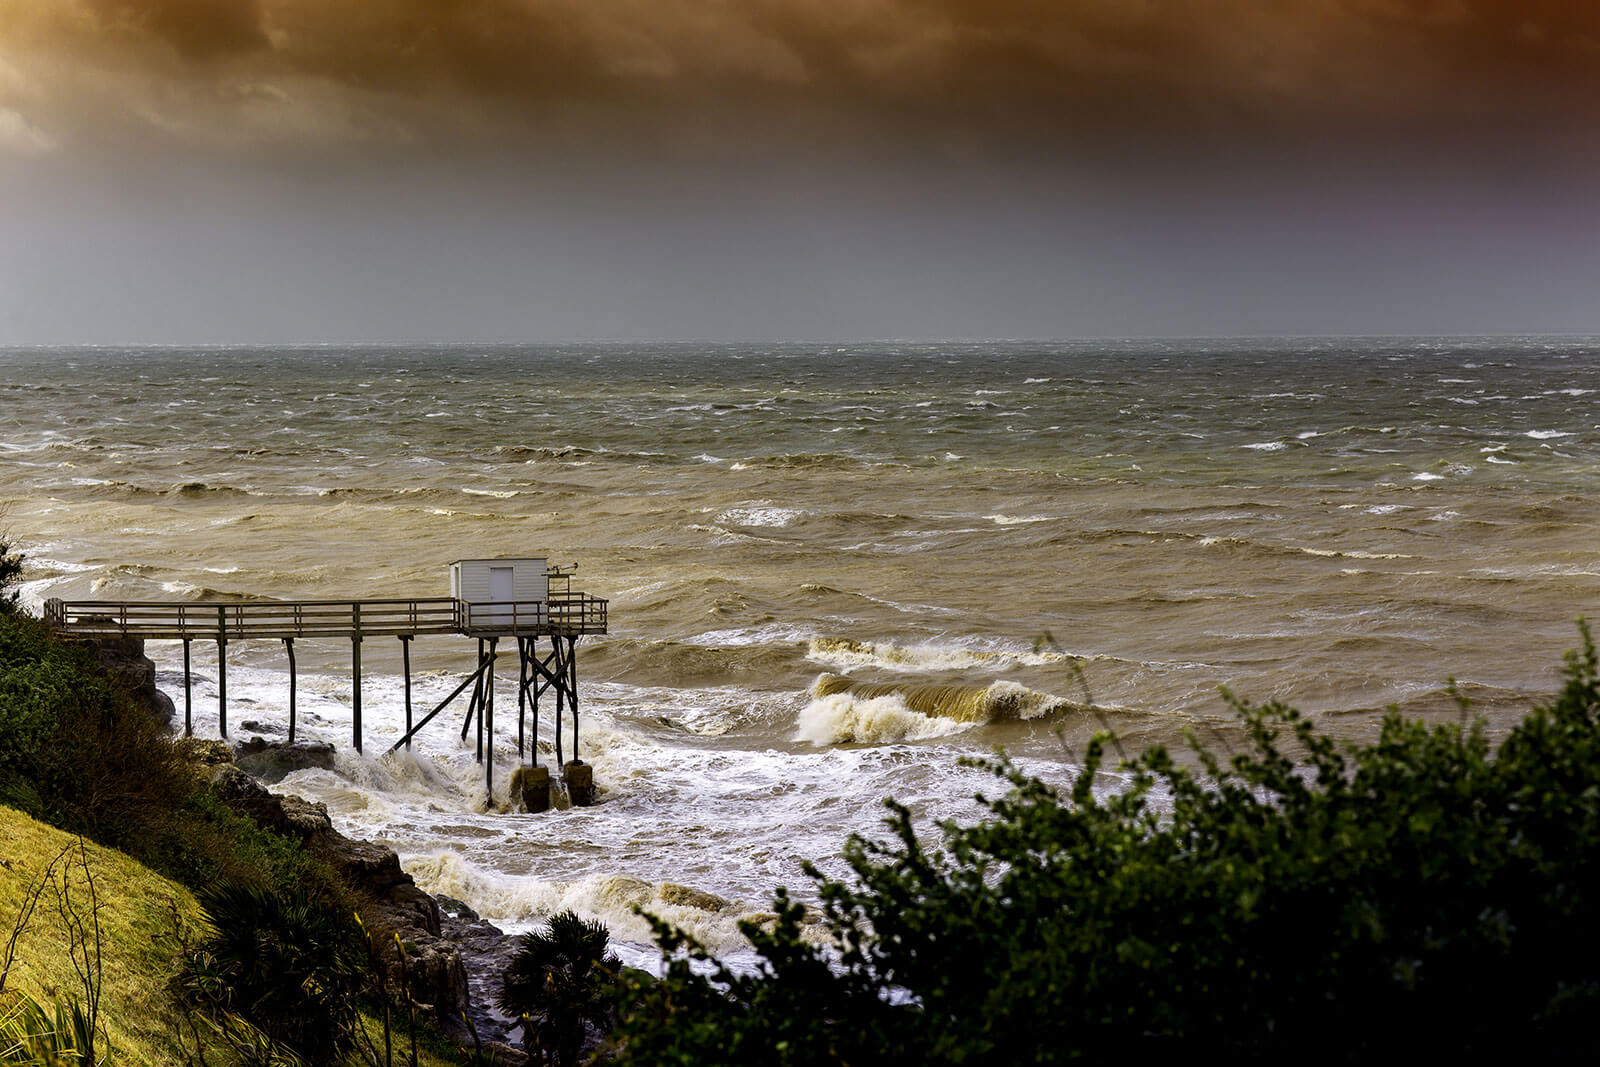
610 629 1600 1062
7 522 1600 1061
0 560 467 1065
0 531 21 616
498 911 621 1067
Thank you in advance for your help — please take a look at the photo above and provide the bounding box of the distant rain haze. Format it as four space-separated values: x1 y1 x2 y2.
2 0 1599 343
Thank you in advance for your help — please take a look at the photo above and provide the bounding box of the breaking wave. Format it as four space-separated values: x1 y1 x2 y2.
807 636 1073 673
797 673 1072 744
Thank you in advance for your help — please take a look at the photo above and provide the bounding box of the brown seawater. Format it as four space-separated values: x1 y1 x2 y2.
3 339 1598 961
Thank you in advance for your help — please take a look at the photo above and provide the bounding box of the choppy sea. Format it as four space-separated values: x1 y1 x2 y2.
3 338 1599 964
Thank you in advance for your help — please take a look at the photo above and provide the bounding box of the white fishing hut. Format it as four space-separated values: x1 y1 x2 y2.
451 557 548 633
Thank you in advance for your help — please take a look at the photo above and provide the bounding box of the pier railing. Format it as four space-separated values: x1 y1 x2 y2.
43 594 608 641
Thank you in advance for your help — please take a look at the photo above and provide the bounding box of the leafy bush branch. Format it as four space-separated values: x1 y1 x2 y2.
611 625 1600 1063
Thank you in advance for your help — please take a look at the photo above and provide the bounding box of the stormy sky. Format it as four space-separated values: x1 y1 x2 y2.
2 1 1599 342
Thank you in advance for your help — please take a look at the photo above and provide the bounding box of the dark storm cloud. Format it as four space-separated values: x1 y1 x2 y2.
4 1 1599 154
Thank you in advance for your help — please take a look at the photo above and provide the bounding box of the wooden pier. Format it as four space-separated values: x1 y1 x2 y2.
42 575 607 806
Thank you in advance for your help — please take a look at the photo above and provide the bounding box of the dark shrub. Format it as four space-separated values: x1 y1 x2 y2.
180 881 368 1063
0 533 22 616
499 910 620 1066
611 628 1600 1063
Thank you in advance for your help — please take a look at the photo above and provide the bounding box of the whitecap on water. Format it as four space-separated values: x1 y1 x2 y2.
795 692 975 745
715 504 804 528
986 513 1052 525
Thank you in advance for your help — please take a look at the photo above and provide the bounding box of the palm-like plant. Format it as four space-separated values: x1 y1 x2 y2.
181 882 367 1064
497 911 619 1067
0 534 23 616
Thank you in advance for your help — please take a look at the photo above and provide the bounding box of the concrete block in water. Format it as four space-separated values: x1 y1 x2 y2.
563 759 594 807
511 764 551 813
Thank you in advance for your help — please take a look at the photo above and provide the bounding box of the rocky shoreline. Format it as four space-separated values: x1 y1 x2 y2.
207 753 528 1061
94 635 531 1064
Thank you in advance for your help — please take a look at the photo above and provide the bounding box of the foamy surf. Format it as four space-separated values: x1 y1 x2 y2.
797 673 1072 744
403 855 769 957
807 636 1073 673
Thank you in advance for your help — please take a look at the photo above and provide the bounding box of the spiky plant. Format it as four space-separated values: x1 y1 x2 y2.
180 882 367 1064
497 910 620 1066
0 533 23 617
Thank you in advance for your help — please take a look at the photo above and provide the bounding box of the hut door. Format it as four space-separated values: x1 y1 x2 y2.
489 566 514 627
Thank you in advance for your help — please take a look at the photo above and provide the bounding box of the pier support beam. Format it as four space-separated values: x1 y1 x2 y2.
485 637 498 797
182 639 192 737
216 605 228 739
387 654 494 755
400 635 413 752
285 638 297 743
351 604 363 753
517 636 528 759
568 636 579 761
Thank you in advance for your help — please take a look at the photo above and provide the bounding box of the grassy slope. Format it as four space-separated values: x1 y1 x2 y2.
0 804 458 1065
0 803 202 1060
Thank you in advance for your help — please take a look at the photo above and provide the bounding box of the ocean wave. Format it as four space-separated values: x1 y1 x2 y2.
714 504 805 528
797 673 1072 744
582 637 802 688
807 636 1072 673
170 481 256 498
484 444 665 463
796 692 976 744
404 856 769 956
1195 535 1412 561
729 453 888 471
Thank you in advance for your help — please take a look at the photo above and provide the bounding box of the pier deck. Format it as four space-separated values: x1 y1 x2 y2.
43 594 607 640
40 590 606 804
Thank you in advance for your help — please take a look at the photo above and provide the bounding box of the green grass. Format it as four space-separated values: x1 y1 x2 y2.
0 805 463 1065
0 804 207 1060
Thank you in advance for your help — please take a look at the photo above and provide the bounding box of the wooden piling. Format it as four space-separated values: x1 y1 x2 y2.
485 636 497 798
387 654 493 754
401 635 413 751
284 637 297 743
461 649 482 743
516 636 527 759
552 635 566 767
475 639 486 763
351 603 363 753
216 605 228 738
568 636 579 760
182 638 192 737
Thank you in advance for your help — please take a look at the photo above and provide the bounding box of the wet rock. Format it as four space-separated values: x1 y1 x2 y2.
436 895 481 922
210 765 470 1028
442 912 524 1052
82 635 175 726
233 736 337 781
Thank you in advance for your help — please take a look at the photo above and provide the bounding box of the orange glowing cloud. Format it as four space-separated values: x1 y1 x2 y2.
0 1 1596 155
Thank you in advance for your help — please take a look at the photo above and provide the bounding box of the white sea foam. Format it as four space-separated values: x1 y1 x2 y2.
986 513 1052 525
795 692 974 745
715 505 804 528
1243 441 1286 451
1526 430 1573 439
806 636 1071 672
